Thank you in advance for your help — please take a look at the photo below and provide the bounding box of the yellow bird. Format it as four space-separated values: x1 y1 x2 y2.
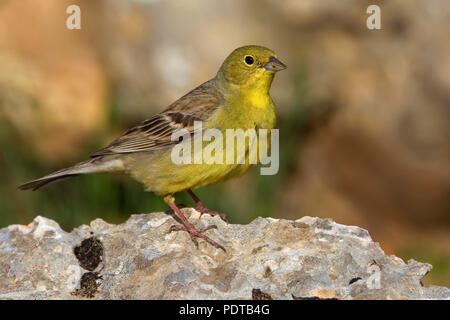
19 45 287 251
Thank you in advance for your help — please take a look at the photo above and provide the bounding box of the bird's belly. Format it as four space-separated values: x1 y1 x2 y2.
127 154 253 195
123 136 259 195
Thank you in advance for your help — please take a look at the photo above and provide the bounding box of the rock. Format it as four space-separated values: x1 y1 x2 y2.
0 211 449 300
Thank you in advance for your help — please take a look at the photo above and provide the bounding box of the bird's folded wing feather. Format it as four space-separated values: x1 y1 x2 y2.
91 80 222 157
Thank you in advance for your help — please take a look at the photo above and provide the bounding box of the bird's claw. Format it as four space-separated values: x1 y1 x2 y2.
195 206 229 223
169 224 225 251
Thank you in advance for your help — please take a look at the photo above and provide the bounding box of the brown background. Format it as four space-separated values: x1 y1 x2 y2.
0 0 448 286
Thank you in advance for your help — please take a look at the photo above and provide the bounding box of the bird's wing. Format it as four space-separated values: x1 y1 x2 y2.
91 80 222 157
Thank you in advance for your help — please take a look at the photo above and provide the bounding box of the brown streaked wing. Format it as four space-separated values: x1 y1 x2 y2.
90 80 222 157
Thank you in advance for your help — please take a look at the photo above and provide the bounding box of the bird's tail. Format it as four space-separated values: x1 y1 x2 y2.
18 157 124 191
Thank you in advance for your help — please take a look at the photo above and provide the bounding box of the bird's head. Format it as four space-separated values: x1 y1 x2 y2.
216 45 286 92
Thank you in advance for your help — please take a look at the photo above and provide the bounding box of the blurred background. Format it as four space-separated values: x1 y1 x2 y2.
0 0 449 286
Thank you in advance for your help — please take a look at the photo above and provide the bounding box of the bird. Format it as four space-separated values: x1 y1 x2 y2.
18 45 287 251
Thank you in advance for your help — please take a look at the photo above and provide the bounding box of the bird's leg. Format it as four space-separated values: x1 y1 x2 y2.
186 189 229 222
164 195 225 251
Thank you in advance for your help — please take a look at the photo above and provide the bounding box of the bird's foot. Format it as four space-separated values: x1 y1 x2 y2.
169 224 226 252
185 189 229 223
195 205 229 223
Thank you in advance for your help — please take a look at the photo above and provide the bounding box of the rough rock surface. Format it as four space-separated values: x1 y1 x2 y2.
0 210 449 300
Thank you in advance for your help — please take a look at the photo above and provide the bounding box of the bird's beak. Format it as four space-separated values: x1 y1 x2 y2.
264 56 287 71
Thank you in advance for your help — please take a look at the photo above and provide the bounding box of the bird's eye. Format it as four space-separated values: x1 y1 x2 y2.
244 55 254 65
